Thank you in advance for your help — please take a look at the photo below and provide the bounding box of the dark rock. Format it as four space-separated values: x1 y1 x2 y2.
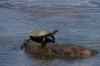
22 38 99 58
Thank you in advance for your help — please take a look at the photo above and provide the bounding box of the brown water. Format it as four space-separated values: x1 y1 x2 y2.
0 0 100 66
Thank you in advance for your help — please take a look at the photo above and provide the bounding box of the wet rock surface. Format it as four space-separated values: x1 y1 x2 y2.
22 38 99 58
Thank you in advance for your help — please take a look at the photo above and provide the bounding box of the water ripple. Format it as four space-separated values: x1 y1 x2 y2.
0 0 100 66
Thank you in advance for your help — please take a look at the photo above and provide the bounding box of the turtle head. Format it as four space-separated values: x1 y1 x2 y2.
51 28 59 36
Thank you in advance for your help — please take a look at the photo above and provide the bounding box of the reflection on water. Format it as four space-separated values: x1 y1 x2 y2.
0 0 100 66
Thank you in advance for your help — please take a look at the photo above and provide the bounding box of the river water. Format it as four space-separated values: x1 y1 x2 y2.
0 0 100 66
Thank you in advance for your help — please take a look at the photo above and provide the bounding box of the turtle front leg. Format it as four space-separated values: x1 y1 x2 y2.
41 37 46 48
51 36 55 43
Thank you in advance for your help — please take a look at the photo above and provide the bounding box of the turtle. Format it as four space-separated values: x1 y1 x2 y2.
21 28 59 49
29 28 59 48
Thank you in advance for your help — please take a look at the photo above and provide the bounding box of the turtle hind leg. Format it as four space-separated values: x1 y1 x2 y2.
21 45 24 50
20 40 27 50
20 43 27 50
20 38 29 50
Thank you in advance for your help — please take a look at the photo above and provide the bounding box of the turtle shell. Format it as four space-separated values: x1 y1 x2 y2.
29 29 51 38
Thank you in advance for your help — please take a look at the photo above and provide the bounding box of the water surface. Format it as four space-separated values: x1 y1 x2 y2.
0 0 100 66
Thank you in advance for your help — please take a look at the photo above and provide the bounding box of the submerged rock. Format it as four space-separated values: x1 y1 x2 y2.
22 38 99 58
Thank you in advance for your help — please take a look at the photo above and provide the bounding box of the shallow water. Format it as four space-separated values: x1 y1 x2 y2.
0 0 100 66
